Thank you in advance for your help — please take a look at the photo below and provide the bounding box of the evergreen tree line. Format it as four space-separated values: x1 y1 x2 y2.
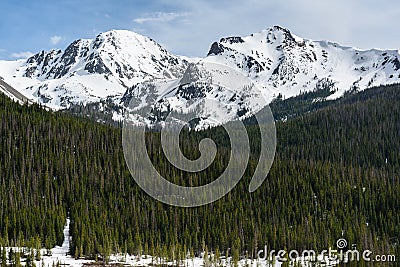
0 84 398 263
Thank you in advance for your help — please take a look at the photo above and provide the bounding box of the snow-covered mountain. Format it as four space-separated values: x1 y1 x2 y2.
1 26 400 126
0 30 189 109
204 25 400 101
122 61 269 129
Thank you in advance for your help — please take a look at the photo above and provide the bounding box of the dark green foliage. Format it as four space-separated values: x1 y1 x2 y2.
62 98 123 127
1 247 6 267
269 82 336 121
0 83 399 263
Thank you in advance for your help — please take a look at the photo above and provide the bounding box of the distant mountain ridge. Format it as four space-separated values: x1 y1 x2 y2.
0 26 399 125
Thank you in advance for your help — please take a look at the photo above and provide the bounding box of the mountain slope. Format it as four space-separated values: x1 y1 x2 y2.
122 62 269 129
0 78 33 104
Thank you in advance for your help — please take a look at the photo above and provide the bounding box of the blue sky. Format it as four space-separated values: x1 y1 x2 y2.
0 0 399 60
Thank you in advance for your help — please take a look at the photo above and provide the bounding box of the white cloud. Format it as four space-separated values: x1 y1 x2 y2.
137 0 400 57
134 12 190 24
131 27 146 33
10 51 34 59
50 35 62 45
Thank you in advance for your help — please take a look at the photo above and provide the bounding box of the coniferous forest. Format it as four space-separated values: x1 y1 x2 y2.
0 84 399 263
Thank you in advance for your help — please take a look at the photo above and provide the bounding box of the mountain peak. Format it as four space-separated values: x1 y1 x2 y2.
0 29 189 109
259 25 304 44
261 25 291 33
96 29 149 42
207 25 305 56
91 29 160 51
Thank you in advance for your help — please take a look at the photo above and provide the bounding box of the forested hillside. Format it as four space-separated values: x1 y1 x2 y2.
0 84 398 264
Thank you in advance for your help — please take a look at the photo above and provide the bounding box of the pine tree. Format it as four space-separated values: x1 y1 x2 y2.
1 248 6 267
214 248 221 267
